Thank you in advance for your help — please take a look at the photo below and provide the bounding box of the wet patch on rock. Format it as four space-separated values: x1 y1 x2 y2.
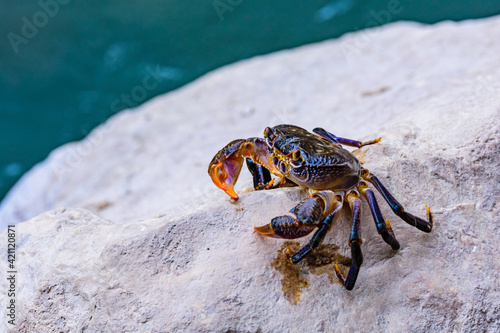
272 241 351 304
305 243 351 284
271 241 309 305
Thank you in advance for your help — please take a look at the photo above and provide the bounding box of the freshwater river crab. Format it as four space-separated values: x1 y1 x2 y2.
208 125 433 290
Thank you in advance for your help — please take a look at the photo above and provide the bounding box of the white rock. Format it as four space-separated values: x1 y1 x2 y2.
1 17 500 332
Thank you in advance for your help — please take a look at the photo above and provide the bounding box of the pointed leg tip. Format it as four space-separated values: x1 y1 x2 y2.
333 263 342 278
334 264 352 289
425 205 434 228
426 205 433 218
256 178 275 191
360 137 382 147
383 217 392 228
285 248 294 263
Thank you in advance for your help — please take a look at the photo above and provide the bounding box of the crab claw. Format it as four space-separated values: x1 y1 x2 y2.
208 139 247 200
209 137 278 200
254 222 278 238
254 216 315 239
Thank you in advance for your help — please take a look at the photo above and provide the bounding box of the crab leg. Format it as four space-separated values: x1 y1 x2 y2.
255 191 343 263
245 158 272 190
366 173 433 233
288 198 343 264
313 127 381 148
358 181 400 250
245 159 297 191
334 191 363 290
253 193 326 239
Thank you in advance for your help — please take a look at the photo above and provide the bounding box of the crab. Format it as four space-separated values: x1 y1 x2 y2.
208 124 433 290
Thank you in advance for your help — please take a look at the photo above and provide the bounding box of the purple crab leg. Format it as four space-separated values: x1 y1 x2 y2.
366 173 433 233
246 158 298 191
334 193 363 290
313 127 381 148
359 184 400 250
245 158 272 189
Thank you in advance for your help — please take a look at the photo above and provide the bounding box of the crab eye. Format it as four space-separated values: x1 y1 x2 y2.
264 127 276 147
290 150 303 168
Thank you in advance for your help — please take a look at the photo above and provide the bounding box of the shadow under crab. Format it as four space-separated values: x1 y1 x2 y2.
208 124 433 290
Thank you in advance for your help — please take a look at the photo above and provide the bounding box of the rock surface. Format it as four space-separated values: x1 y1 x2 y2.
1 16 500 332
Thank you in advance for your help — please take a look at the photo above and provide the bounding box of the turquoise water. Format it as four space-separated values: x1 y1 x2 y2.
1 0 500 201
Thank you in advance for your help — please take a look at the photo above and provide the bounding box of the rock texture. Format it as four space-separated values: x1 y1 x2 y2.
1 16 500 332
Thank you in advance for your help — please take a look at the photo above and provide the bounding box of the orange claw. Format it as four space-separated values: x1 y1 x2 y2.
254 223 277 237
208 138 277 200
208 139 247 200
208 161 239 200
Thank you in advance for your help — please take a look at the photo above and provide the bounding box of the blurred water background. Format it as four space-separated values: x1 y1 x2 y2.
1 0 500 202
